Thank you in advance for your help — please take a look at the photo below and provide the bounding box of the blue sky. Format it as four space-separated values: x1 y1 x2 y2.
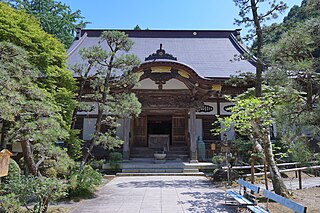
61 0 302 31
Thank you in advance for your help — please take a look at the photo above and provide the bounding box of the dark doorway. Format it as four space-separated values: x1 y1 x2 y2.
147 116 172 144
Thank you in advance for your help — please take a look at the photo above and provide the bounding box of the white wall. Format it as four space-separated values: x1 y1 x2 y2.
220 102 234 115
188 119 203 140
133 78 188 90
196 102 218 115
83 118 97 140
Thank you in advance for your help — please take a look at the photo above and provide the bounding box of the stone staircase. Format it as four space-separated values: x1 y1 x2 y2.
130 145 189 161
114 159 202 176
101 145 214 175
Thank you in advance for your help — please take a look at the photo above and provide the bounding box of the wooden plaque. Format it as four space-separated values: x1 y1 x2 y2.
211 144 216 150
0 149 12 177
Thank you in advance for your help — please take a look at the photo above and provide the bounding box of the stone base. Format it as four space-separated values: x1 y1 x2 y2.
190 151 198 163
154 159 166 164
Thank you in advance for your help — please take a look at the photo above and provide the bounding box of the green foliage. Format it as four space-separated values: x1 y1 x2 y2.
96 130 123 150
233 138 254 162
109 152 122 171
68 165 102 198
0 41 73 178
0 193 21 213
2 175 67 213
255 0 320 49
0 3 77 127
33 144 74 178
133 25 141 30
2 158 21 183
89 159 105 170
233 0 287 43
217 86 302 137
4 0 86 48
288 140 313 164
75 31 141 165
263 8 320 153
212 155 225 166
65 129 83 160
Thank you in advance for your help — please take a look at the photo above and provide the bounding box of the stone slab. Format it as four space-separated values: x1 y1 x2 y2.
70 176 236 213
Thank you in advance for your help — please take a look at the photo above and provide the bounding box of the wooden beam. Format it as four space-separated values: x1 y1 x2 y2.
123 117 130 160
189 108 197 162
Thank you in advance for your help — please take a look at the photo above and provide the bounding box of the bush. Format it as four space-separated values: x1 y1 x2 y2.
289 140 313 164
212 155 225 167
1 175 67 213
0 193 20 213
35 145 74 179
109 152 122 171
68 165 102 198
89 159 105 170
2 158 21 183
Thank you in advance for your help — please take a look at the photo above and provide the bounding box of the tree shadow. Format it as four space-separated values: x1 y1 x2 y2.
179 191 237 213
116 178 237 212
116 179 215 189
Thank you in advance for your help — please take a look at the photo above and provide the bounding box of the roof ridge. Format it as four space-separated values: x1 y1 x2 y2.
67 32 88 57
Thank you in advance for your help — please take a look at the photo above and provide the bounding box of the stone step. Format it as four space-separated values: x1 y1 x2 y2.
183 168 200 173
169 146 189 150
116 172 205 176
167 151 189 154
122 168 184 173
166 155 189 161
130 154 154 158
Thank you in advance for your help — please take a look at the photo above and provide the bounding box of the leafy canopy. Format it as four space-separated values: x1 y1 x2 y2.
3 0 86 48
0 2 77 126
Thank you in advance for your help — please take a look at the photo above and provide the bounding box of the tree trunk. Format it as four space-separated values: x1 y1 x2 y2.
81 55 115 168
251 0 263 97
20 138 38 176
68 78 88 156
0 120 10 149
262 135 289 197
80 104 103 169
306 73 313 110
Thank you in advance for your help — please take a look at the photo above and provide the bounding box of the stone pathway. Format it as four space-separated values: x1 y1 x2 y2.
70 176 236 213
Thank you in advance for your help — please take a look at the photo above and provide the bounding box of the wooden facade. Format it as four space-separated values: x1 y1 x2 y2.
67 29 256 162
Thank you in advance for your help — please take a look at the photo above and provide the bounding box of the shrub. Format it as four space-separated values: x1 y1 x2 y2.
90 159 105 170
2 158 21 183
212 155 225 167
109 152 122 171
68 165 102 198
1 175 67 213
0 193 20 213
36 145 74 178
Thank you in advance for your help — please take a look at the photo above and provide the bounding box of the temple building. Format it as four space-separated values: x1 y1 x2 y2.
67 29 256 162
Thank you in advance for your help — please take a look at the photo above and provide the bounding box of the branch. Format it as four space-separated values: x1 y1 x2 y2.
260 4 284 20
35 156 47 168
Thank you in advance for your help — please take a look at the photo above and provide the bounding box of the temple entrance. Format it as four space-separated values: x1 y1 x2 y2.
147 116 171 134
147 116 172 151
132 112 188 148
147 115 172 144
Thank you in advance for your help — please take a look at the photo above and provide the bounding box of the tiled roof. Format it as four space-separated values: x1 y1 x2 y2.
67 29 256 79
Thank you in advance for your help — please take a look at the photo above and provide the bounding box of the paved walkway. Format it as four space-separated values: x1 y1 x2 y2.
70 176 236 213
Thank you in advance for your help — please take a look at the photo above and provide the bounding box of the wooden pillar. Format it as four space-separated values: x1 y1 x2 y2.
298 170 302 190
123 117 130 160
189 108 198 163
251 157 255 184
